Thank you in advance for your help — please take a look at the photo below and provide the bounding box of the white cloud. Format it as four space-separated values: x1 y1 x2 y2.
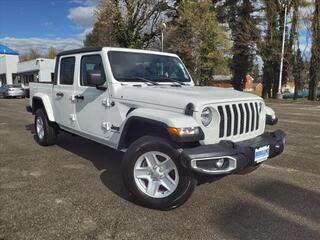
68 6 96 29
0 37 83 55
77 27 94 39
69 0 98 6
67 0 98 41
69 0 84 4
0 0 98 56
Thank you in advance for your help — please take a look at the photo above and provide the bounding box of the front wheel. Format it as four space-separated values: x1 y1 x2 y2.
122 136 196 210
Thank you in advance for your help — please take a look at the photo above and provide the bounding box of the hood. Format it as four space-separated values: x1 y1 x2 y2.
115 85 262 111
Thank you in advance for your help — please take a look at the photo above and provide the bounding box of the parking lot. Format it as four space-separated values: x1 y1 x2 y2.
0 99 319 240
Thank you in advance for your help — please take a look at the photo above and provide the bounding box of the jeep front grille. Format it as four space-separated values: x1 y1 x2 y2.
217 102 261 138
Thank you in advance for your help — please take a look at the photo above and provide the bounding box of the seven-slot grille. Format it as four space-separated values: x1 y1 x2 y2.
217 102 261 138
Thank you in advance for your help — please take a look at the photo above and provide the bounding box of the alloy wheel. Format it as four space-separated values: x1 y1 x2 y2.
133 151 179 198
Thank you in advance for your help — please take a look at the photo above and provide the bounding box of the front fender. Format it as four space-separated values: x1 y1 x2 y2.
126 108 199 128
32 93 55 122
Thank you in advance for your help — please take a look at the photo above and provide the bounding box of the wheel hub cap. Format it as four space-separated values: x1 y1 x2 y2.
150 165 164 180
36 117 44 139
133 151 179 198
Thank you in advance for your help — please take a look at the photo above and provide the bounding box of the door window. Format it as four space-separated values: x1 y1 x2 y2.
80 55 106 86
60 57 75 85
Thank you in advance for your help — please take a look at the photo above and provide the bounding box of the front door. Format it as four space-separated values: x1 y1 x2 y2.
53 56 76 129
74 54 112 140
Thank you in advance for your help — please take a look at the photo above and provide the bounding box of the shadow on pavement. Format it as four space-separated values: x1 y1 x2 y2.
250 180 320 223
213 201 320 240
25 123 35 134
25 124 132 204
213 180 320 240
56 132 131 201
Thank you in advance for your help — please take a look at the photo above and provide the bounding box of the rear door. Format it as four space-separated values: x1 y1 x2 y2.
53 56 77 129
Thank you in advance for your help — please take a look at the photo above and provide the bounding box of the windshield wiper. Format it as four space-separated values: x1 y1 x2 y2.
118 76 158 86
134 77 159 85
159 77 186 86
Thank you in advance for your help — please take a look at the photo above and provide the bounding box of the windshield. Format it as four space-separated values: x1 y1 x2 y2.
108 51 192 83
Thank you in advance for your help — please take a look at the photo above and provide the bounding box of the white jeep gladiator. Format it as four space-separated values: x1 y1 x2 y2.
27 47 285 210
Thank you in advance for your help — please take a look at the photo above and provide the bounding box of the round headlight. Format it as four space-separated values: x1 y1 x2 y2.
201 107 213 127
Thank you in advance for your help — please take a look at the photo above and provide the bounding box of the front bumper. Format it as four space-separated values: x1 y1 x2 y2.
181 130 286 175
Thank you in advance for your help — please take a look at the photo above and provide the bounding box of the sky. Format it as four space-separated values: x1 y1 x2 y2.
0 0 314 58
0 0 98 55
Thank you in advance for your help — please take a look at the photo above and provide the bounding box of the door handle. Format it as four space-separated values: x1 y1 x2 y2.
74 94 84 100
56 92 64 97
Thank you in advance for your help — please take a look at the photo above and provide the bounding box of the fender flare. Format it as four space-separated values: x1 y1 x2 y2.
32 93 55 122
117 108 201 149
265 106 277 125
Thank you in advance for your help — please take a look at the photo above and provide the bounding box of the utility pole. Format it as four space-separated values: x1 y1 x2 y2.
161 23 167 52
276 1 288 99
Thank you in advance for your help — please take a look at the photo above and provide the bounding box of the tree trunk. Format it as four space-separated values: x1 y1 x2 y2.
262 63 272 98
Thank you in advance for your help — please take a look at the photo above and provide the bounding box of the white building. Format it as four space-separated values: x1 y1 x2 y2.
0 44 55 87
16 58 55 87
0 44 19 86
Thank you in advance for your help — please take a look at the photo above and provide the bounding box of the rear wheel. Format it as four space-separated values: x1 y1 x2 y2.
122 136 196 210
34 109 57 146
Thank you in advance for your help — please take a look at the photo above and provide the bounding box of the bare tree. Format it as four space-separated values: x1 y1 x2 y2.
85 0 176 49
20 49 42 61
47 47 58 59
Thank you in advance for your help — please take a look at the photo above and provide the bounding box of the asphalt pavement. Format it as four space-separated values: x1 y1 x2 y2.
0 98 319 240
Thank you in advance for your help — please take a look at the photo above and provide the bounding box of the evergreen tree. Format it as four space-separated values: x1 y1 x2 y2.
308 0 320 101
214 0 260 90
293 48 303 99
287 0 300 100
259 0 286 98
165 0 230 85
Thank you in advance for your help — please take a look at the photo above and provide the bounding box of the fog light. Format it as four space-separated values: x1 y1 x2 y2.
275 143 281 149
215 159 225 168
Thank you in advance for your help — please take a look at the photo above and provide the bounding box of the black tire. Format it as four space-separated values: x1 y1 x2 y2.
34 108 57 146
122 136 196 210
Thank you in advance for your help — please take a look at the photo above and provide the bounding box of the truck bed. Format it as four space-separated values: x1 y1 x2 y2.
29 82 53 106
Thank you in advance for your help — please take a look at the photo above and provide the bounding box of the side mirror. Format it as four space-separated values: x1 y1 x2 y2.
87 70 106 88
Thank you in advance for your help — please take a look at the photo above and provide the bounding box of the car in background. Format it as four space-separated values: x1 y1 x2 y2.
283 89 320 99
0 84 25 98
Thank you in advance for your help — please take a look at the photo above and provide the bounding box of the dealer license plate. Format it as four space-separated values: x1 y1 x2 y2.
254 145 270 163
